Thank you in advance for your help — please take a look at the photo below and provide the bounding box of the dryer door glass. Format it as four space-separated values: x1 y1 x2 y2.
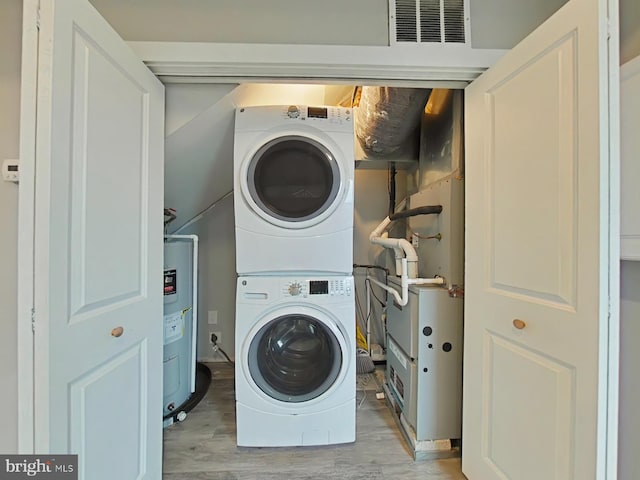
248 314 343 403
248 136 341 222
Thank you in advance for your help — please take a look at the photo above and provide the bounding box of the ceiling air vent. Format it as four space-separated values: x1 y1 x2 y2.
390 0 468 45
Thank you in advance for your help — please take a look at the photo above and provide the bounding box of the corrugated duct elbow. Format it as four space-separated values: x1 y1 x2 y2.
355 87 431 157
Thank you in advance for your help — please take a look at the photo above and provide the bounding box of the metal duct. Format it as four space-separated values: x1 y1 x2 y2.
355 86 431 157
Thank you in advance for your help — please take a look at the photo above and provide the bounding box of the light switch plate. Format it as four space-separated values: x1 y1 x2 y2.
2 159 19 183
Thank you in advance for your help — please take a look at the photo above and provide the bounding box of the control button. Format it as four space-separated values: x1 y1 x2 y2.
288 282 302 296
287 105 300 118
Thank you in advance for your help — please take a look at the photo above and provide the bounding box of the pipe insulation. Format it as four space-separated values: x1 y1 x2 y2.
389 205 443 221
355 87 432 157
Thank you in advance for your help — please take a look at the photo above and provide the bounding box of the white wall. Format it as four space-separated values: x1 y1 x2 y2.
0 0 21 453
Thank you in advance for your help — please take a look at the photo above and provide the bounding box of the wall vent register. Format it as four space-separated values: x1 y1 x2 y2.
389 0 467 45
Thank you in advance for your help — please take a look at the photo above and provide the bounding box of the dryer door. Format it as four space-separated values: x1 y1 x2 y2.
245 135 342 227
248 313 344 403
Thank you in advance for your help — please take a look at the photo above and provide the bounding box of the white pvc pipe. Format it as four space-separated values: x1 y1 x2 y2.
164 234 199 393
366 271 371 355
368 258 444 307
369 216 419 278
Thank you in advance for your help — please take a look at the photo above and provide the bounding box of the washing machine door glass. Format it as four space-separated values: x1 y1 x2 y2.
248 314 343 403
247 136 341 222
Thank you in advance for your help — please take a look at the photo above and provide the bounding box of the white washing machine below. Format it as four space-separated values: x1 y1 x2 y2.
235 275 356 447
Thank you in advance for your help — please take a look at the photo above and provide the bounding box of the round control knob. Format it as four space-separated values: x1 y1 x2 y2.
288 282 302 296
287 105 300 118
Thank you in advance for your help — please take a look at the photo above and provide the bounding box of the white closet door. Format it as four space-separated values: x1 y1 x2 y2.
31 0 164 478
463 0 617 478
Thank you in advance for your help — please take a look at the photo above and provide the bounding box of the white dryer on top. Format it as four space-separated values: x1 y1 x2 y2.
234 105 355 275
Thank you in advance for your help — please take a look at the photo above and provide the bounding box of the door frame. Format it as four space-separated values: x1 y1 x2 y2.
17 0 620 477
17 0 38 453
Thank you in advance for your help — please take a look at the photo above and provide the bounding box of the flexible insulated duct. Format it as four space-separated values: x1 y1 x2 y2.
355 87 431 157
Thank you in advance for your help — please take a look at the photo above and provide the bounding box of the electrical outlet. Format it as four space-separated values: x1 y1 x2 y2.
209 331 222 345
207 310 218 325
411 234 419 248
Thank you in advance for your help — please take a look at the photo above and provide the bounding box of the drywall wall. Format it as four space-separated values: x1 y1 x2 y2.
0 0 21 453
165 83 239 136
619 261 640 480
165 84 327 235
354 168 407 348
470 0 567 49
620 0 640 64
618 11 640 476
180 166 395 362
164 83 357 360
89 0 389 45
90 0 569 52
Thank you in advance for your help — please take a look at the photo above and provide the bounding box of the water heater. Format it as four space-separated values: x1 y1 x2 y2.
163 237 198 424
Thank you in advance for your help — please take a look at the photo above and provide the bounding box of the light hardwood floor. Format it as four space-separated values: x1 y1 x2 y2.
163 363 467 480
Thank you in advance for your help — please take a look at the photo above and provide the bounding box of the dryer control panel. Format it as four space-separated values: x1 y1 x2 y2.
283 105 351 124
235 105 353 133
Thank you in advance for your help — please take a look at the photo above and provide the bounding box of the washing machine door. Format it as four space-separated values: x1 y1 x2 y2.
244 135 343 228
247 312 344 403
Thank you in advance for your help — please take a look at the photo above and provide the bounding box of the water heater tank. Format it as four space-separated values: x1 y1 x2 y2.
163 241 195 418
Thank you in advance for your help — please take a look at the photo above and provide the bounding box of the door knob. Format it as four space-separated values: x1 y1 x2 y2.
512 319 526 330
111 326 124 337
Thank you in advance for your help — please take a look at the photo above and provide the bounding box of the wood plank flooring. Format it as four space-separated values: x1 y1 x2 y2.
163 363 467 480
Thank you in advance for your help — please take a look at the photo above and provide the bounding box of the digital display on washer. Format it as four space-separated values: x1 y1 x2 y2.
309 280 329 295
307 107 328 119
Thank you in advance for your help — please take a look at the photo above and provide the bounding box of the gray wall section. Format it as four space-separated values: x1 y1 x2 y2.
620 0 640 64
620 261 640 480
0 0 21 454
470 0 567 49
176 195 237 363
619 1 640 478
353 168 407 348
90 0 567 50
174 168 394 362
89 0 389 45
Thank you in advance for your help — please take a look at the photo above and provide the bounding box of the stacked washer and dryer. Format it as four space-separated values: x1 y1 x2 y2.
233 105 357 447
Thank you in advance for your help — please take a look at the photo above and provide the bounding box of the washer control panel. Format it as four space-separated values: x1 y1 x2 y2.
282 278 353 298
